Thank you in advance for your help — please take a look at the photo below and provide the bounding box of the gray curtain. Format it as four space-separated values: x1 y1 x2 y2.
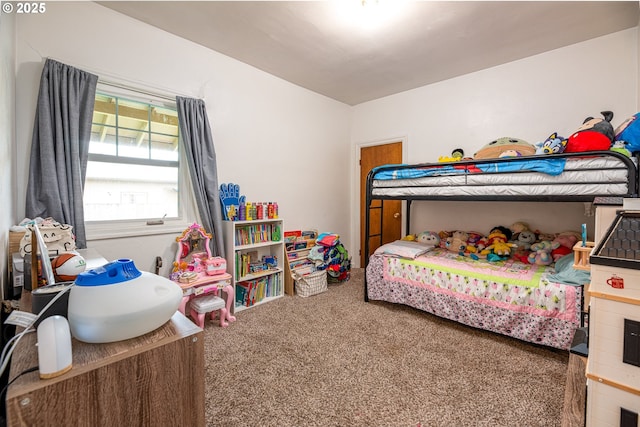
176 97 225 258
25 59 98 249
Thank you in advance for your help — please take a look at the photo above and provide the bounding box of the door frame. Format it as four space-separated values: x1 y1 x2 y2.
350 135 407 268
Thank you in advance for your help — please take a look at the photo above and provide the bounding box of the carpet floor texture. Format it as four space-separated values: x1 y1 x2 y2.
204 268 569 427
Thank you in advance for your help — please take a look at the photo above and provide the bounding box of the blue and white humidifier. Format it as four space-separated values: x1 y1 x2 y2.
68 259 183 343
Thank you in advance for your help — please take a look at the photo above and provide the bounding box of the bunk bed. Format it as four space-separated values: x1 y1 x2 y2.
364 150 639 350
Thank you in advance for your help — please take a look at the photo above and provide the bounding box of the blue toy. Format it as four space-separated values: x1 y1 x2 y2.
614 113 640 154
219 183 245 221
535 132 567 155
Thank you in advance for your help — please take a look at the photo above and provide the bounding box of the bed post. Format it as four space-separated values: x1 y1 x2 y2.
364 168 376 302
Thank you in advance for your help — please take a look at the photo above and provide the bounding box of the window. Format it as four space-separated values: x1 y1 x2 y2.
86 91 179 221
84 85 194 238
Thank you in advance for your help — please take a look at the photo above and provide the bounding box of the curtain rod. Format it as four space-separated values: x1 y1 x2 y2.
45 57 193 103
97 79 180 103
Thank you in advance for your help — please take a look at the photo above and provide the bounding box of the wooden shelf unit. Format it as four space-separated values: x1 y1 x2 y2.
283 230 317 296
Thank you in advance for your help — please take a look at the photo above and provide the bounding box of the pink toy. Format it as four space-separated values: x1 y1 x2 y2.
205 256 227 276
551 232 580 262
190 294 232 328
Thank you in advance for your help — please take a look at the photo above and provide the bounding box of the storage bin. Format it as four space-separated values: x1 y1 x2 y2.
293 269 327 297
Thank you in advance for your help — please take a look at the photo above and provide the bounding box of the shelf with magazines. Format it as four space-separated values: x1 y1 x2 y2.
283 229 318 296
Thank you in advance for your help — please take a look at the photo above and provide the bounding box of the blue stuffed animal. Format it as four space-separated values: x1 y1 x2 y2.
615 113 640 154
535 132 567 155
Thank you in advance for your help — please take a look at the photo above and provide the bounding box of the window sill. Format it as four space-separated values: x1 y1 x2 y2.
85 219 195 241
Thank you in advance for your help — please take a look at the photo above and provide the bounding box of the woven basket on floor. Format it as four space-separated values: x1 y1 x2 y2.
293 269 327 297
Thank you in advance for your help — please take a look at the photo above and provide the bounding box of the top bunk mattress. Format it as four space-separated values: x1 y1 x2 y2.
369 152 638 199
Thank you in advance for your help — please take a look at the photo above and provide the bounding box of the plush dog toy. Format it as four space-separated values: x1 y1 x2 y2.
535 133 568 155
565 111 614 153
446 230 469 254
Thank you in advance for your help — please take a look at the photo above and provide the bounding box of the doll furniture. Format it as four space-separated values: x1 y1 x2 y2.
190 294 229 328
363 151 639 350
173 223 236 327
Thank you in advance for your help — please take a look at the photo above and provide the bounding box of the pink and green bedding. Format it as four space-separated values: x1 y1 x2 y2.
366 248 582 350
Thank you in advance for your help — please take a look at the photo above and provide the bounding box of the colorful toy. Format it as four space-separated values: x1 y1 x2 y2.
401 234 416 241
527 240 559 265
474 137 536 159
614 112 640 154
438 148 466 162
565 111 614 153
480 227 516 258
535 133 567 155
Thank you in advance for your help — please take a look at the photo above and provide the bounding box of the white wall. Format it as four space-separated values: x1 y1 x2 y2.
14 2 351 274
1 12 16 298
350 28 638 264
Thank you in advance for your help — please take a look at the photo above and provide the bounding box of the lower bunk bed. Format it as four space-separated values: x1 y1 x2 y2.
363 151 639 350
366 245 583 350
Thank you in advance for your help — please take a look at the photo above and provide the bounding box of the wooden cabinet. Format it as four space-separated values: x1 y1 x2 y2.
6 299 204 427
223 219 284 312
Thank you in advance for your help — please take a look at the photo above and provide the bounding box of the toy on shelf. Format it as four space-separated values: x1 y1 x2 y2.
219 182 279 221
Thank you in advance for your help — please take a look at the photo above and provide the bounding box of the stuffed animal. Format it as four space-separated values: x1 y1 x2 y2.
614 112 640 154
445 230 469 254
610 140 632 157
474 137 536 159
438 230 452 248
438 148 466 163
565 111 615 153
416 231 440 246
551 231 580 262
464 231 485 255
535 133 568 155
510 221 529 235
527 240 560 265
401 234 416 241
480 228 516 258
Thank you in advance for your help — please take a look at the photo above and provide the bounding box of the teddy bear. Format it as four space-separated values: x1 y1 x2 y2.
527 240 560 265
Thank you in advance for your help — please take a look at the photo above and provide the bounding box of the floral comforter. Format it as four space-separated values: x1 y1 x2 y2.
366 248 582 350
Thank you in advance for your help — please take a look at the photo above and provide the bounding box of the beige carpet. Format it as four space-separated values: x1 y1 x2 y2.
204 268 568 427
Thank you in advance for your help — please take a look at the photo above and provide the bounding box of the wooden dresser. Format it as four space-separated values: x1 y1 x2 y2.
6 270 205 426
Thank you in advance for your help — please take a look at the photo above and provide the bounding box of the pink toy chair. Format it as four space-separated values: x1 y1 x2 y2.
190 295 229 328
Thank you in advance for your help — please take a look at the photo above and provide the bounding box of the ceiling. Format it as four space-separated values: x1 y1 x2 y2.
99 1 639 106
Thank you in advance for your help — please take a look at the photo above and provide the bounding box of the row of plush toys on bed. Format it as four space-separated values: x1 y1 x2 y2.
437 110 640 162
404 222 580 265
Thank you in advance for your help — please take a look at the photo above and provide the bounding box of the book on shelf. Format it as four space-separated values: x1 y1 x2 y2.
284 230 302 243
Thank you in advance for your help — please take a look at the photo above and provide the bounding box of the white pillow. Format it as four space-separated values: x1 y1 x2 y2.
374 240 434 259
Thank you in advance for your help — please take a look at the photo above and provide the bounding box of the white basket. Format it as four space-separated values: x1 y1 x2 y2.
293 269 327 298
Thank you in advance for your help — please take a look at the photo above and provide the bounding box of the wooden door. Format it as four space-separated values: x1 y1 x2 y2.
360 142 403 266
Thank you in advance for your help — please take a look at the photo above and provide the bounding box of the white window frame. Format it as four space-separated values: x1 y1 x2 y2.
85 82 198 241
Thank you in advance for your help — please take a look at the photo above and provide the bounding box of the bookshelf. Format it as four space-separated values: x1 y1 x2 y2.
223 219 284 312
284 230 318 296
